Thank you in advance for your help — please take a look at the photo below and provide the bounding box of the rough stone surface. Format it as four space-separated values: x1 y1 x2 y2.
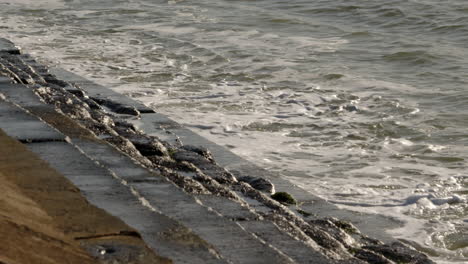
181 145 215 162
238 175 275 194
92 97 141 116
363 242 436 264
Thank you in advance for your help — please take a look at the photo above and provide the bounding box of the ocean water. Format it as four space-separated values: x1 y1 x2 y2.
1 0 467 262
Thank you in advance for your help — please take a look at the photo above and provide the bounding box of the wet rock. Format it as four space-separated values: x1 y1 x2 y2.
113 126 137 137
233 181 356 260
104 135 153 167
33 86 94 120
89 110 115 127
10 57 46 84
158 167 210 195
328 217 360 235
83 98 103 110
41 73 57 82
172 150 237 184
363 241 435 264
271 192 296 205
353 249 392 264
104 135 135 152
238 176 275 194
114 105 140 116
91 97 140 116
329 105 342 111
192 171 246 202
0 62 22 83
233 182 284 212
344 105 359 112
81 119 117 137
0 38 21 54
114 120 139 133
205 167 237 184
127 135 169 157
302 224 352 257
309 218 355 248
33 86 54 98
18 54 48 74
181 145 215 162
260 212 326 254
146 155 177 168
360 236 386 247
0 55 40 84
67 88 87 98
297 209 312 217
42 74 69 87
59 103 93 120
172 149 209 163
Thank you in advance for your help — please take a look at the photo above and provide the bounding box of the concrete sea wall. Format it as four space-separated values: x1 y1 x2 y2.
0 38 435 264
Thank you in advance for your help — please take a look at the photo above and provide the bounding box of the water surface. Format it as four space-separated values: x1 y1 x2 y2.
1 0 467 262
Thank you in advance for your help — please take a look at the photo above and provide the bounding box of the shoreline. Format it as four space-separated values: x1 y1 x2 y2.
0 38 435 263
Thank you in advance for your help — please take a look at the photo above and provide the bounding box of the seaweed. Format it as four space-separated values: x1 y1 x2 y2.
271 192 296 205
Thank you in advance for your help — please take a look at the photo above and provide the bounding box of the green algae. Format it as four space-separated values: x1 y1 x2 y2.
271 192 297 205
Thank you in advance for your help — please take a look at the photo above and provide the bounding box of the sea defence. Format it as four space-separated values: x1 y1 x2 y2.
0 38 435 264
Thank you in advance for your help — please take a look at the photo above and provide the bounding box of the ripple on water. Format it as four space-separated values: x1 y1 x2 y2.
382 50 440 65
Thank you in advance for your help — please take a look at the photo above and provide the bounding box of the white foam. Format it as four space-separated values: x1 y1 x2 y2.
0 0 63 7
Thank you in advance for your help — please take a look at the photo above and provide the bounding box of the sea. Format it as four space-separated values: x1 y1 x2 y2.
1 0 467 262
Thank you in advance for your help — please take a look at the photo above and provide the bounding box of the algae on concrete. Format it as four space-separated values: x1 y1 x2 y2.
271 192 297 205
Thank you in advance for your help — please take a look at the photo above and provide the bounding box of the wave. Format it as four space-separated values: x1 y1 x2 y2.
382 50 439 65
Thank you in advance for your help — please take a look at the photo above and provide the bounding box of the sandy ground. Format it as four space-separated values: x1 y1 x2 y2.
0 128 171 264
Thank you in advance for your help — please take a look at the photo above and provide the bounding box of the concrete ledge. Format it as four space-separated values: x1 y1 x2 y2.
0 100 65 143
0 129 170 264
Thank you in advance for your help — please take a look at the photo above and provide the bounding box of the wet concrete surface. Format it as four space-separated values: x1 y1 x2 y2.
0 100 65 143
27 141 224 264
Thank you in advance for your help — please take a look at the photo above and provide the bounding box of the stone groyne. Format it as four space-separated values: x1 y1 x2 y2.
0 38 435 264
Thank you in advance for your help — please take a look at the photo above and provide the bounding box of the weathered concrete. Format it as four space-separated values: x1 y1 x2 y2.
0 100 65 143
26 141 225 264
0 129 170 264
0 91 225 263
63 141 298 264
0 81 46 107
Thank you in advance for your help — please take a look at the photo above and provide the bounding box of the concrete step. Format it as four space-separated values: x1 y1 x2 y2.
0 97 226 264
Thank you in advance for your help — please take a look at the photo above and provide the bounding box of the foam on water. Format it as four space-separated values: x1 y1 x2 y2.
1 0 467 262
0 0 64 7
